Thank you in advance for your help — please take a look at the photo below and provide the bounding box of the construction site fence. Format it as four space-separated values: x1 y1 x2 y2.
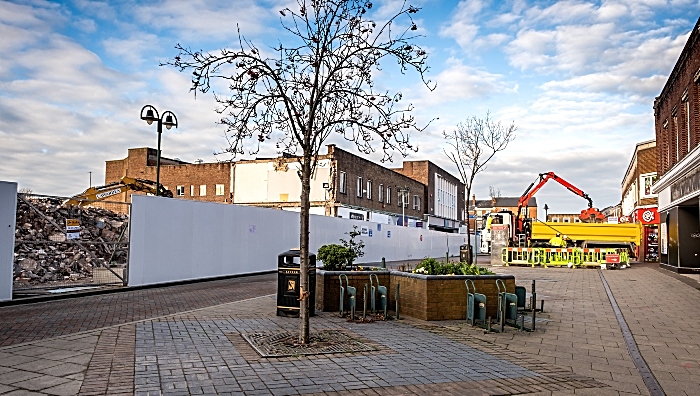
13 193 131 294
501 247 630 268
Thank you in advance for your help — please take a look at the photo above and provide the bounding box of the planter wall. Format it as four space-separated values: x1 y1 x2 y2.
316 269 391 313
315 269 515 321
392 272 515 321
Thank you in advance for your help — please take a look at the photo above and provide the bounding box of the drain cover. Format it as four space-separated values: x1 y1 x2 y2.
241 329 377 357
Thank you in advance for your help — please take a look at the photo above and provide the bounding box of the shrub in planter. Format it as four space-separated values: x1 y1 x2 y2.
413 257 494 275
317 244 354 271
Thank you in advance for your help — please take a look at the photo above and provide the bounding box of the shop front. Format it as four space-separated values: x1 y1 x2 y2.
632 208 659 262
653 152 700 273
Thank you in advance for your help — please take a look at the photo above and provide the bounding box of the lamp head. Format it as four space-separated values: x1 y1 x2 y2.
140 105 159 125
162 111 178 130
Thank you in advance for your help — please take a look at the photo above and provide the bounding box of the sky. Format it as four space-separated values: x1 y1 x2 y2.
1 0 699 214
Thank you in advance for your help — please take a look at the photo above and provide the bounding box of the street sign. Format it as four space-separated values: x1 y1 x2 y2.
66 219 81 240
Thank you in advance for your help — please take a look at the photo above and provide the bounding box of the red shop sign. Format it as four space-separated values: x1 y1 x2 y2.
636 208 658 225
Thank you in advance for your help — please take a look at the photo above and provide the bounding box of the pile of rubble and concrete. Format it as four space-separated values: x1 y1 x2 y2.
13 196 129 286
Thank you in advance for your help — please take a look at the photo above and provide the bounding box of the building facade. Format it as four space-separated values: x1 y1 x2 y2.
105 145 464 231
105 148 232 204
621 140 659 262
652 17 700 273
393 161 466 232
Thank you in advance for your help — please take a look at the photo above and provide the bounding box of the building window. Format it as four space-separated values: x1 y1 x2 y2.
366 180 372 200
686 100 691 153
574 218 581 223
190 185 195 196
339 171 347 194
176 186 185 196
640 172 657 199
378 184 383 202
200 185 207 196
563 218 570 223
552 218 559 222
215 184 225 196
357 177 363 197
413 195 421 210
435 174 457 220
386 187 391 204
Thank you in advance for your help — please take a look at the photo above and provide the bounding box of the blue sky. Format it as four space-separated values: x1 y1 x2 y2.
1 0 699 214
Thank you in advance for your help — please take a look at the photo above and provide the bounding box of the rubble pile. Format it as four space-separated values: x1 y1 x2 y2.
14 197 129 286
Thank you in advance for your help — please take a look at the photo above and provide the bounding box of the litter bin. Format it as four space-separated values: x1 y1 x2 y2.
460 244 473 263
277 249 316 317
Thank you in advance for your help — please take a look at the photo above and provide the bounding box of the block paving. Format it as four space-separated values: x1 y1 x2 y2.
0 261 699 394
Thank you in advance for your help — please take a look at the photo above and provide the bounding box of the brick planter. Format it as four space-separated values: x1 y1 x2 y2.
315 269 515 321
315 269 391 313
392 272 515 321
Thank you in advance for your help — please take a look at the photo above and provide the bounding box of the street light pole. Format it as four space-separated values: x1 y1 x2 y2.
88 171 92 187
140 105 178 196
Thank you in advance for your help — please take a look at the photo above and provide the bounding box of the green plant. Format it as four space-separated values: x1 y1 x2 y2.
412 258 493 276
339 225 365 270
317 244 353 271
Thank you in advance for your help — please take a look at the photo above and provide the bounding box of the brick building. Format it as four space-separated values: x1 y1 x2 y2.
652 17 700 273
621 140 659 262
546 213 583 223
105 145 465 231
393 161 466 232
470 196 537 231
105 148 232 204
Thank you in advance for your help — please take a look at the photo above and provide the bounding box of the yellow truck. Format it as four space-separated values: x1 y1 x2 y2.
530 221 640 252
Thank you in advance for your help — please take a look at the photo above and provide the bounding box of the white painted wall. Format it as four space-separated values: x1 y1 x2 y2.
0 182 17 301
129 195 467 287
233 160 331 204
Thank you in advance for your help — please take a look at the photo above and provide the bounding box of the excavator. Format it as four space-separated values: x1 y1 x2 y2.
64 176 173 207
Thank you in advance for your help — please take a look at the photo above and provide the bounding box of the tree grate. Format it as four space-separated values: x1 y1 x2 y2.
241 329 377 357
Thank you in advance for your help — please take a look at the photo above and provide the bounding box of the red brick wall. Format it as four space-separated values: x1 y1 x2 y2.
104 148 231 203
316 270 516 321
655 18 700 176
329 146 425 218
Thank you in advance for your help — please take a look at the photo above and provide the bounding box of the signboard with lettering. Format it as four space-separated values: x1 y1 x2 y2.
660 223 667 255
636 208 659 225
349 212 364 220
66 219 81 240
671 166 700 202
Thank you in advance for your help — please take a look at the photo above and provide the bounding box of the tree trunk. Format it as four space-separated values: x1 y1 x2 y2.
465 186 472 264
298 153 312 344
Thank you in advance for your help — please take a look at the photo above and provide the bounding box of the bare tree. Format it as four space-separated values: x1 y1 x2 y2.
488 186 501 199
168 0 433 343
443 112 516 263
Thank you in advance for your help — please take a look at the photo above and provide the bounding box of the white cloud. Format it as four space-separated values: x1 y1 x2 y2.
407 57 510 108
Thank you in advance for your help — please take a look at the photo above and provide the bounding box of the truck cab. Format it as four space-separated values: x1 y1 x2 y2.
479 211 515 253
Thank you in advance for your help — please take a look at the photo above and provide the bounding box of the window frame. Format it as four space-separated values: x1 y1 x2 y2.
357 176 363 197
339 171 347 194
386 187 391 204
215 184 225 196
176 185 185 196
366 180 372 200
199 184 207 196
378 184 383 202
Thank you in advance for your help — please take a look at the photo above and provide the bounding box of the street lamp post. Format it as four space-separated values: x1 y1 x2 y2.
140 105 178 196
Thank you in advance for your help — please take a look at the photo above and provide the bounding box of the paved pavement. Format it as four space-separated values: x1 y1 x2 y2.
1 262 700 395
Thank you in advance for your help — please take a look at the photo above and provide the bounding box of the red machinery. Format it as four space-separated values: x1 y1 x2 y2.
516 172 604 236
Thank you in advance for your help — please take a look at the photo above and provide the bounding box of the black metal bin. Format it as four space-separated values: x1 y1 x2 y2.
460 244 473 263
277 249 316 317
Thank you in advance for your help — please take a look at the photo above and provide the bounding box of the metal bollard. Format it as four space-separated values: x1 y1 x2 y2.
395 283 400 320
382 257 386 269
363 284 367 319
540 300 545 313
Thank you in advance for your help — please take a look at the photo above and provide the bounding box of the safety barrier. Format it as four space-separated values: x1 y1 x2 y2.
501 247 540 267
502 247 630 269
541 248 580 268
